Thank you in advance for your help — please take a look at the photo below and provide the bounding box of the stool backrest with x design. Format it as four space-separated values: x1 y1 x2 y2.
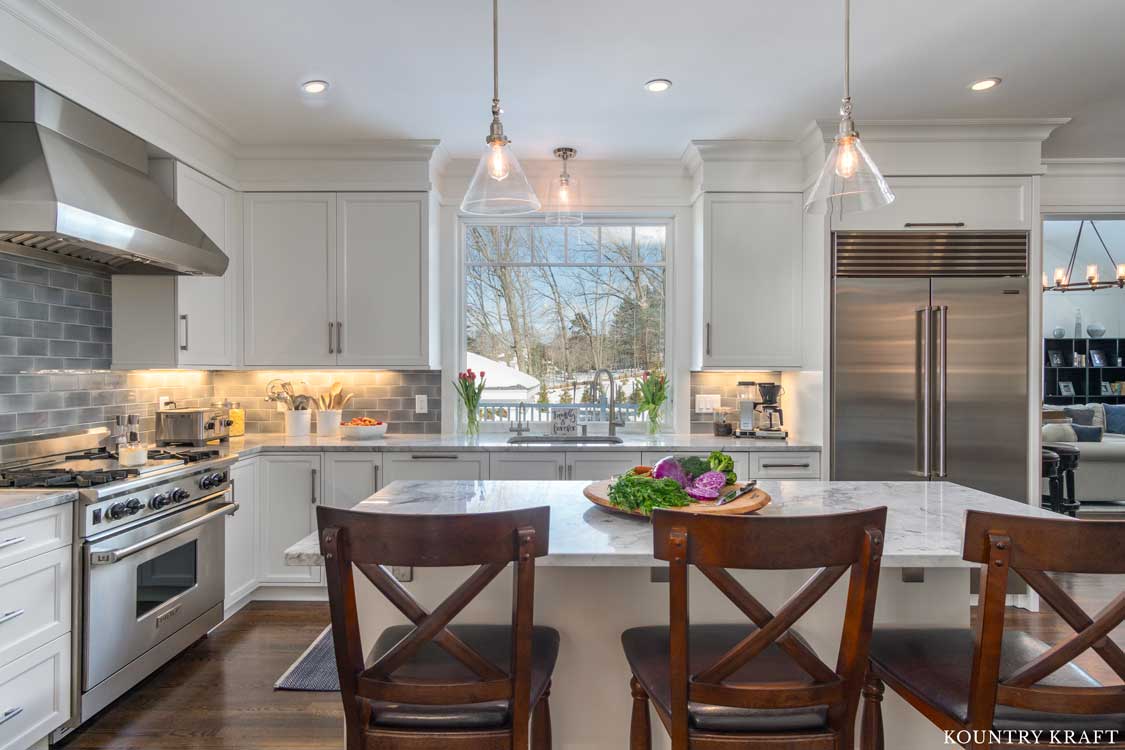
962 511 1125 728
317 504 550 747
651 506 887 747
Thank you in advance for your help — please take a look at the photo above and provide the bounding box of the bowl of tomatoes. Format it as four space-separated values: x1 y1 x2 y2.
340 417 388 440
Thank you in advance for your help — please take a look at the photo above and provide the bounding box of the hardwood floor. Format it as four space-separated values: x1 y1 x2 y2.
61 575 1123 749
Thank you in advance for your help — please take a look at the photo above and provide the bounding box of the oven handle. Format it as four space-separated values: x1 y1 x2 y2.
89 502 238 566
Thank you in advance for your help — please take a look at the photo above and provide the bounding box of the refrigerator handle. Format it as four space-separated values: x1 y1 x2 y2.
935 306 949 478
917 307 932 479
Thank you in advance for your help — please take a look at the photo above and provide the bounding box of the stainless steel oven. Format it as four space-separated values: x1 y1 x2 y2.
80 485 236 720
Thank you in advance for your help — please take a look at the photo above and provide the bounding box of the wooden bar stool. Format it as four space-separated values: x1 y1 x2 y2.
863 511 1125 750
317 505 557 750
623 506 887 750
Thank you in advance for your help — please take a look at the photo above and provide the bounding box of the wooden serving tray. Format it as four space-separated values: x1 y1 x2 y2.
583 480 771 518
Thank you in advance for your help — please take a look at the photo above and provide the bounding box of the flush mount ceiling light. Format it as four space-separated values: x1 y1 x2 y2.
969 77 1002 92
301 80 330 94
643 79 672 93
460 0 540 216
805 0 894 216
545 147 582 226
1044 220 1125 293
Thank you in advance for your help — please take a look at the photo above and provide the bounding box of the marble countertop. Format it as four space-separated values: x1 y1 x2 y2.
0 488 79 521
285 479 1057 569
228 433 820 455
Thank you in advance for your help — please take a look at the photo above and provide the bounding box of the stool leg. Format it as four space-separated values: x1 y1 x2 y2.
1049 476 1063 514
630 676 652 750
532 681 552 750
861 672 885 750
1065 469 1079 517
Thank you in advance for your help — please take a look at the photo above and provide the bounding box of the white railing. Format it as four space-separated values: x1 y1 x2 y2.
476 401 642 423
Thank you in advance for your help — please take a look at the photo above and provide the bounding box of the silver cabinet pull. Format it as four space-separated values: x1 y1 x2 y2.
90 502 237 566
904 222 965 228
0 536 26 550
0 707 23 726
935 305 949 478
557 464 563 480
328 322 334 354
761 463 811 469
179 314 189 351
410 454 459 460
311 468 318 505
0 609 24 625
336 320 342 353
373 464 380 490
705 322 712 356
916 307 932 479
566 464 573 480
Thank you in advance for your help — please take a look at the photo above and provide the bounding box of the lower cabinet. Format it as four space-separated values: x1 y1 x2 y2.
225 459 258 605
381 452 489 482
565 451 644 481
748 451 821 479
489 452 566 480
0 635 70 750
257 454 322 586
322 453 382 509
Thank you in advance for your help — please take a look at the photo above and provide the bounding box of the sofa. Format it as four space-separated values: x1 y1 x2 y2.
1042 403 1125 505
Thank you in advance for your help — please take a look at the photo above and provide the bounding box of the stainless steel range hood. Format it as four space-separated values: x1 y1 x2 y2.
0 82 227 276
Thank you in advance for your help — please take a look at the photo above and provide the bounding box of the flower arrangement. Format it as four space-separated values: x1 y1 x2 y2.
454 368 486 436
636 370 669 435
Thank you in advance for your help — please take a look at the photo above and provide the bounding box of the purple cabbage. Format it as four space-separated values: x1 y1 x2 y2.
686 470 728 500
651 456 689 488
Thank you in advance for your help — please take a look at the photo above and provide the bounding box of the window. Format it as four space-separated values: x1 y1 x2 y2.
463 222 668 428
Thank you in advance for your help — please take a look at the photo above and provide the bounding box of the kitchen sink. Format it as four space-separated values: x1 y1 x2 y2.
506 435 625 445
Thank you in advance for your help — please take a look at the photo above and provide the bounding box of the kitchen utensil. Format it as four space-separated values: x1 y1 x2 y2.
328 381 343 407
716 480 758 506
583 480 770 518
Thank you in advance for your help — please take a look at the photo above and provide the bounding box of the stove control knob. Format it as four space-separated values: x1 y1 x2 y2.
108 502 128 520
224 419 234 427
126 498 143 515
210 472 226 486
199 475 214 490
172 488 191 503
204 420 216 431
150 493 169 510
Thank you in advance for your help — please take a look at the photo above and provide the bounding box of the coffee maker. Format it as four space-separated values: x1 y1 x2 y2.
753 382 787 439
734 381 757 438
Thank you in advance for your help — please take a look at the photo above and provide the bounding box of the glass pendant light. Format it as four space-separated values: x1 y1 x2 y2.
805 0 894 215
461 0 540 216
545 147 582 226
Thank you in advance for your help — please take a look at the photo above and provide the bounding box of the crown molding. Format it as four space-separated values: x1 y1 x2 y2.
235 139 444 161
1042 157 1125 176
812 118 1071 144
680 139 805 196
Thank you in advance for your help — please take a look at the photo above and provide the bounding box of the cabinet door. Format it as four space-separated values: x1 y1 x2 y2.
243 193 337 367
323 453 382 509
381 453 489 483
640 451 749 482
336 193 430 367
565 452 644 481
703 193 803 368
490 452 566 480
830 176 1032 231
176 163 239 368
257 454 322 585
226 459 258 604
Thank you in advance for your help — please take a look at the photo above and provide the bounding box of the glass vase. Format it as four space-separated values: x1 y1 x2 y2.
647 408 661 435
464 406 480 437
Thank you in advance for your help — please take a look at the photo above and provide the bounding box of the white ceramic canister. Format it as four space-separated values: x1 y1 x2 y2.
284 409 312 436
316 409 342 437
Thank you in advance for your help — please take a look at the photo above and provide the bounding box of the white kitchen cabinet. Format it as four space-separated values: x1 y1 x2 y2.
257 454 322 585
700 193 804 369
0 505 70 570
830 176 1032 231
490 452 566 480
111 162 241 369
565 452 644 481
381 453 489 483
640 451 749 482
0 547 70 669
225 459 259 606
336 193 434 367
747 451 822 479
0 635 70 750
242 191 438 368
322 453 382 509
243 193 337 367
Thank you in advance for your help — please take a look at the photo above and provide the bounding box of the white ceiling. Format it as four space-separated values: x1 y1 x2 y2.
42 0 1125 159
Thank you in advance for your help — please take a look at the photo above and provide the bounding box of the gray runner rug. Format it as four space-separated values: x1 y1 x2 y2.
274 625 340 692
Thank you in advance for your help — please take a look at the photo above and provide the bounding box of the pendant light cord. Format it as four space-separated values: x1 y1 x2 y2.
492 0 500 115
843 0 850 101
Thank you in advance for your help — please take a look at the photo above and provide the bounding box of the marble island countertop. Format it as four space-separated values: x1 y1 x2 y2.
0 488 79 521
228 432 820 455
285 479 1058 569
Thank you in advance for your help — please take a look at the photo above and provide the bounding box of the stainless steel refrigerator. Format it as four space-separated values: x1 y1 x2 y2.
831 231 1030 502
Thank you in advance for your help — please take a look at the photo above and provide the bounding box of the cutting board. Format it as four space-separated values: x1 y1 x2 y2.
583 480 771 518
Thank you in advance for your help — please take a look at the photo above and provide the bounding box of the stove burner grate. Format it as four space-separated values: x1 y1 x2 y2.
148 448 221 463
0 467 141 489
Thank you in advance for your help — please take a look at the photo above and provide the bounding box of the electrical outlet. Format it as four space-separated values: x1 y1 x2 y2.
415 395 428 414
695 394 721 413
158 395 172 410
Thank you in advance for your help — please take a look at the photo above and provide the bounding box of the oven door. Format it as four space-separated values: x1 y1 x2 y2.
83 490 236 691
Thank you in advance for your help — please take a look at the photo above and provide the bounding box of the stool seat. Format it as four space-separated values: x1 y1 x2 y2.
1044 443 1082 517
1041 449 1060 474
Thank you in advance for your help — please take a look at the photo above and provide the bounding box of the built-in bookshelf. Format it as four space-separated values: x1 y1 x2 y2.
1043 337 1125 404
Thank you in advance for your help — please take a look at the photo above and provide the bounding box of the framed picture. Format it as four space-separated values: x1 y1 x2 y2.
1048 350 1065 367
1101 382 1113 396
551 408 579 436
1059 382 1076 396
1090 349 1107 367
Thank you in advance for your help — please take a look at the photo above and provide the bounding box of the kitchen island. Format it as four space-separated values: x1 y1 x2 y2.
285 480 1056 750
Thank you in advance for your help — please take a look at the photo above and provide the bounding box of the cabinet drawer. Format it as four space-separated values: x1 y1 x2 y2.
0 635 70 750
0 547 71 668
0 504 72 569
750 452 821 479
830 177 1031 231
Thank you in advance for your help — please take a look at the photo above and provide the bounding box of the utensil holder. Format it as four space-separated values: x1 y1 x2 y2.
316 409 341 437
284 410 311 436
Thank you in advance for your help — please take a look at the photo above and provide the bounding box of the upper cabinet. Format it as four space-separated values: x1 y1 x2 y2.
243 192 438 369
699 193 804 369
111 162 241 369
829 176 1033 232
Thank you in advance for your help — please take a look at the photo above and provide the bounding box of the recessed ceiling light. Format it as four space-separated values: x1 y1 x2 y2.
643 79 672 93
969 77 1001 92
301 80 330 94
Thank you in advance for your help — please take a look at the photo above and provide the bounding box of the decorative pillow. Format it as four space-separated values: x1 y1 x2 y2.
1083 403 1107 428
1072 424 1104 442
1063 406 1096 426
1105 404 1125 435
1041 422 1077 442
